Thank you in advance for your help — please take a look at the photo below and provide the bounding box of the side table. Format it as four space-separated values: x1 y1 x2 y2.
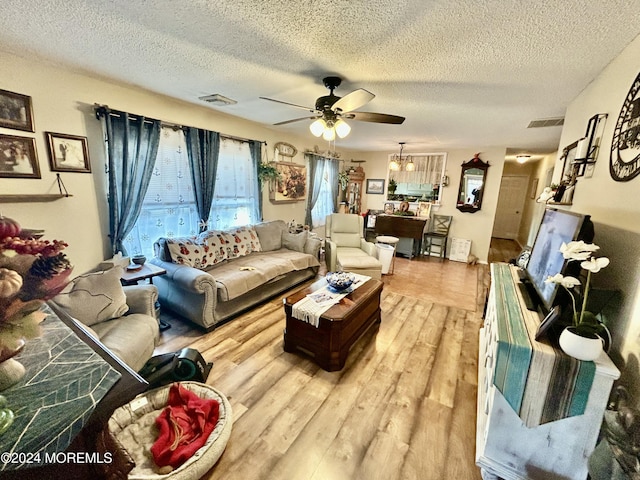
120 263 170 331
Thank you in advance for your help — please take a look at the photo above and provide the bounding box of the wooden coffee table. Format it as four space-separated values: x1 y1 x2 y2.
283 278 383 371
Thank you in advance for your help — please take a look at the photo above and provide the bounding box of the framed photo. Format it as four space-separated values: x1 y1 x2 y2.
0 89 34 132
535 305 562 341
417 201 432 218
269 162 306 203
366 178 385 194
46 132 91 173
0 134 40 178
530 178 539 199
384 202 395 214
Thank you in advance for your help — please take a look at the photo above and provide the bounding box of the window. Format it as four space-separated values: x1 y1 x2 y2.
207 137 260 230
123 128 199 257
310 161 335 228
123 130 260 257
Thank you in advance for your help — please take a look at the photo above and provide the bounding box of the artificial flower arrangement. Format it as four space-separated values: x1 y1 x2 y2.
0 215 72 352
545 240 610 338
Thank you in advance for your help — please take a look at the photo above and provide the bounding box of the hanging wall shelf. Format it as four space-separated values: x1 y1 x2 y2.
0 174 73 203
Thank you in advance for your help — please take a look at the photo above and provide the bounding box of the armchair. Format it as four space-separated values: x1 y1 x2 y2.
325 213 382 280
53 266 160 372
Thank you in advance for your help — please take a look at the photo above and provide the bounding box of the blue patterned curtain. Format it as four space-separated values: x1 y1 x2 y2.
249 140 263 220
100 107 161 255
185 127 220 233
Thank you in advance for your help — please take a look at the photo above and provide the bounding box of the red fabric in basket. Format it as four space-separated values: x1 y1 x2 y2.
151 383 220 469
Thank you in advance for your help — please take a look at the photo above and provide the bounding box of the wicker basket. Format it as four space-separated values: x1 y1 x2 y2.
108 381 232 479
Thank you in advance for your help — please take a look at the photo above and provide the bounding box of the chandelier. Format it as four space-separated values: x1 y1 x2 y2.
389 142 414 171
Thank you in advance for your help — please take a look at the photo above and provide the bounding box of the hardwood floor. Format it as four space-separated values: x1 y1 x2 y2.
156 256 487 480
488 237 521 264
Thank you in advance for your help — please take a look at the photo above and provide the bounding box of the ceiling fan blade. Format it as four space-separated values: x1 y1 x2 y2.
331 89 375 113
273 115 320 126
344 111 405 124
259 96 317 113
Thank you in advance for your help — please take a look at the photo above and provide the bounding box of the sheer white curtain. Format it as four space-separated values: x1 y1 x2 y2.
207 137 260 230
122 127 199 257
393 154 446 184
310 162 335 228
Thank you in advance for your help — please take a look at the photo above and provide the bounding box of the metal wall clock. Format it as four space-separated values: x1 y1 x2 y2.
610 71 640 181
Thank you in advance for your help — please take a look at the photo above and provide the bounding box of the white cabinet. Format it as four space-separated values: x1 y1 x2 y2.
476 263 620 480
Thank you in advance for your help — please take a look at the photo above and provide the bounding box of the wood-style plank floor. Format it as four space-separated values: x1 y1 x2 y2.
156 254 494 480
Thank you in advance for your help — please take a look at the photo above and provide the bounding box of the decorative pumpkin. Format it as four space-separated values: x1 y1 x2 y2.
0 268 23 298
0 216 21 239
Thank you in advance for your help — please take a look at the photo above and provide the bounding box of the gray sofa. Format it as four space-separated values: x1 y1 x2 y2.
151 220 321 330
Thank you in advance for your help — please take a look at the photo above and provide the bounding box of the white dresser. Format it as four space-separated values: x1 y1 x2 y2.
476 263 620 480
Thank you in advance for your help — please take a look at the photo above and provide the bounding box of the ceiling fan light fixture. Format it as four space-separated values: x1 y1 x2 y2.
322 127 336 141
335 119 351 138
309 118 326 137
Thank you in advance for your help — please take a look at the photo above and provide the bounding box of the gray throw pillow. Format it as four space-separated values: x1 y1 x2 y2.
254 220 286 251
282 230 308 253
54 266 129 326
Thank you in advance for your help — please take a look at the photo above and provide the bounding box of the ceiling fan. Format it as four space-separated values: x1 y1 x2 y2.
260 76 405 140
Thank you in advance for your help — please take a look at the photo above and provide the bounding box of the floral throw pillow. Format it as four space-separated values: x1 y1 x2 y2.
166 237 211 269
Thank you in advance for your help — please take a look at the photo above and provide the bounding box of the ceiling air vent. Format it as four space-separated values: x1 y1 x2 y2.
198 94 237 106
527 117 564 128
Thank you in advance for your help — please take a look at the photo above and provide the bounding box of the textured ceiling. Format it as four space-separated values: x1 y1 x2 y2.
2 0 640 153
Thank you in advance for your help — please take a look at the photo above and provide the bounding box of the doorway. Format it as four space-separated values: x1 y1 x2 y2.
492 175 529 239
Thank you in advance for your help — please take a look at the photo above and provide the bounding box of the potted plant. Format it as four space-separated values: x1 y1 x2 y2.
545 241 610 361
257 163 281 190
388 178 397 195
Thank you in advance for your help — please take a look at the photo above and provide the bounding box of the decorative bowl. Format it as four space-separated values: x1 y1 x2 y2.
326 272 355 292
132 255 146 265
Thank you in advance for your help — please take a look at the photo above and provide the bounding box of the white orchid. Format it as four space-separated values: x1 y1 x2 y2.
559 241 599 260
581 257 610 273
549 241 609 329
537 187 555 203
545 273 581 289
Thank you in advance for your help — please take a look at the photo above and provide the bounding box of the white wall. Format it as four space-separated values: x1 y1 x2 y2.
551 34 640 404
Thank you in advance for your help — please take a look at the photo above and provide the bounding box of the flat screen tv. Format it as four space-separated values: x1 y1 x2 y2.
521 208 594 313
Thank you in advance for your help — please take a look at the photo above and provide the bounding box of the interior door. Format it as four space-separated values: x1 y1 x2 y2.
492 175 529 239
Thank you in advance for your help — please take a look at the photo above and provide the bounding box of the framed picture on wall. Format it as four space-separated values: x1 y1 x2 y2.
366 178 385 194
0 134 40 178
46 132 92 173
269 162 306 203
0 89 34 132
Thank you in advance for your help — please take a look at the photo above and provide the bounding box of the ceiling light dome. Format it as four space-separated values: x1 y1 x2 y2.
516 155 531 164
310 118 326 137
335 119 351 138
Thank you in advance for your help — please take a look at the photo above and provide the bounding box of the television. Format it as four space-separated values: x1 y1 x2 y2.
520 208 594 313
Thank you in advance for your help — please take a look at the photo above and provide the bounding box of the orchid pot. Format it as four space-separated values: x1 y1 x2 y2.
559 326 603 361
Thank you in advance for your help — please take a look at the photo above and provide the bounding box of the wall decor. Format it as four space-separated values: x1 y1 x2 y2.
269 162 306 202
45 132 91 173
456 153 489 213
274 141 297 162
366 179 385 194
530 178 539 199
0 134 40 178
610 71 640 181
0 89 34 132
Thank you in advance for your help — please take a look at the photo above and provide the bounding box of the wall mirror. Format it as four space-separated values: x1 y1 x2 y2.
386 152 447 203
456 154 489 213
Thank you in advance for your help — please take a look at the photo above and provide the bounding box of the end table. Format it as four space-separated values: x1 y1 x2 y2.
120 263 170 331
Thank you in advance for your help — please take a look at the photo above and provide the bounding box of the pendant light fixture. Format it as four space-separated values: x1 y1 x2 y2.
389 142 412 171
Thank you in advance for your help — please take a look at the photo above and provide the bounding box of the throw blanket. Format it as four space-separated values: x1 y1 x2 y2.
292 273 370 327
151 383 220 469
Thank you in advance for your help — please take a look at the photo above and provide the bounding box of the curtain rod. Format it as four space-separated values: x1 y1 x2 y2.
93 103 267 145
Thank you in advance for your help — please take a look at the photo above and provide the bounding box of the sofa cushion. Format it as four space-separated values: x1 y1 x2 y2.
54 266 129 327
208 250 320 301
282 230 307 253
90 314 159 371
254 220 286 251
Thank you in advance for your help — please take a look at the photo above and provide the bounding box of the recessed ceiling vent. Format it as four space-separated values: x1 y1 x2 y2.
527 117 564 128
198 94 237 106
